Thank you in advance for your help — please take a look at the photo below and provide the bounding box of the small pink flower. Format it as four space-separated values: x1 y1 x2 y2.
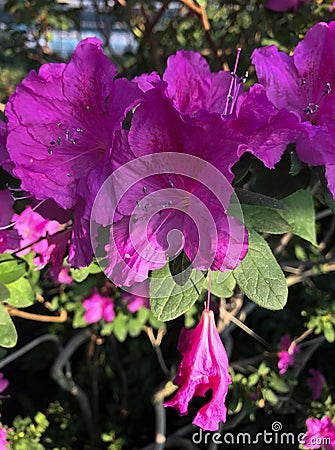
266 0 310 12
277 334 300 375
121 293 149 313
83 292 115 323
57 267 73 284
13 206 60 250
304 416 335 450
306 369 325 401
0 427 9 449
0 374 9 394
164 309 231 431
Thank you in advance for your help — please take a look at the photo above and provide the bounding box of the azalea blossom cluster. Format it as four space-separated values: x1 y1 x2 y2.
1 21 335 432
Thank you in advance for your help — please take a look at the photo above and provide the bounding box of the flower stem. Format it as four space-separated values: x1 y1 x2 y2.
205 269 212 311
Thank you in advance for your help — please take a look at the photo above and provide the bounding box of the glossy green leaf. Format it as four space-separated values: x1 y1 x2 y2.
0 303 17 347
150 264 204 321
233 230 288 310
281 189 317 245
6 277 35 308
205 271 236 298
0 253 26 284
0 283 10 302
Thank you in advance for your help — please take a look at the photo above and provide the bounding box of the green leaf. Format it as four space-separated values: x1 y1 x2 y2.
128 317 143 337
0 303 17 347
150 264 204 321
205 271 236 298
0 283 10 302
269 375 290 394
233 230 288 310
242 205 291 235
6 277 35 308
281 189 317 245
262 388 279 405
236 189 288 210
72 307 87 329
0 253 26 284
169 251 192 286
196 0 206 5
113 314 129 342
70 266 90 283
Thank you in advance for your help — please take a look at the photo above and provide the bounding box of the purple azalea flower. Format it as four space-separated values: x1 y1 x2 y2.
0 373 9 393
122 292 150 313
252 21 335 197
265 0 311 12
277 334 300 375
92 73 299 286
164 309 231 431
12 205 69 276
57 267 73 284
0 428 8 450
5 37 141 267
0 122 13 175
306 368 325 400
93 125 248 286
135 50 300 166
83 291 115 323
304 416 335 450
0 190 20 254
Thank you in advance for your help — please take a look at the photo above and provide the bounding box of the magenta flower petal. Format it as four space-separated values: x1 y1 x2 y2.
277 334 300 374
252 22 335 198
0 427 9 450
164 309 231 431
235 84 301 168
163 50 233 115
83 292 114 324
306 369 325 401
266 0 310 12
0 373 9 393
305 417 335 450
0 191 20 254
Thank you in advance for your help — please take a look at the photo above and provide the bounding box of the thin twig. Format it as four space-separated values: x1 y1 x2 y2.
51 329 94 437
0 334 62 369
6 306 67 323
143 326 170 376
219 301 270 348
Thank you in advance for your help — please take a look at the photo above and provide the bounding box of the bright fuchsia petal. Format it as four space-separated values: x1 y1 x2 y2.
83 293 105 323
0 373 9 393
0 191 20 254
165 310 231 431
102 298 115 322
306 369 325 400
265 0 303 12
68 201 92 268
13 206 61 249
163 50 235 116
235 84 301 169
104 215 167 287
305 417 335 450
0 428 8 449
128 89 239 182
0 190 15 226
0 121 13 174
132 72 161 92
293 22 335 107
251 46 305 112
5 38 141 211
163 51 211 114
48 229 71 278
